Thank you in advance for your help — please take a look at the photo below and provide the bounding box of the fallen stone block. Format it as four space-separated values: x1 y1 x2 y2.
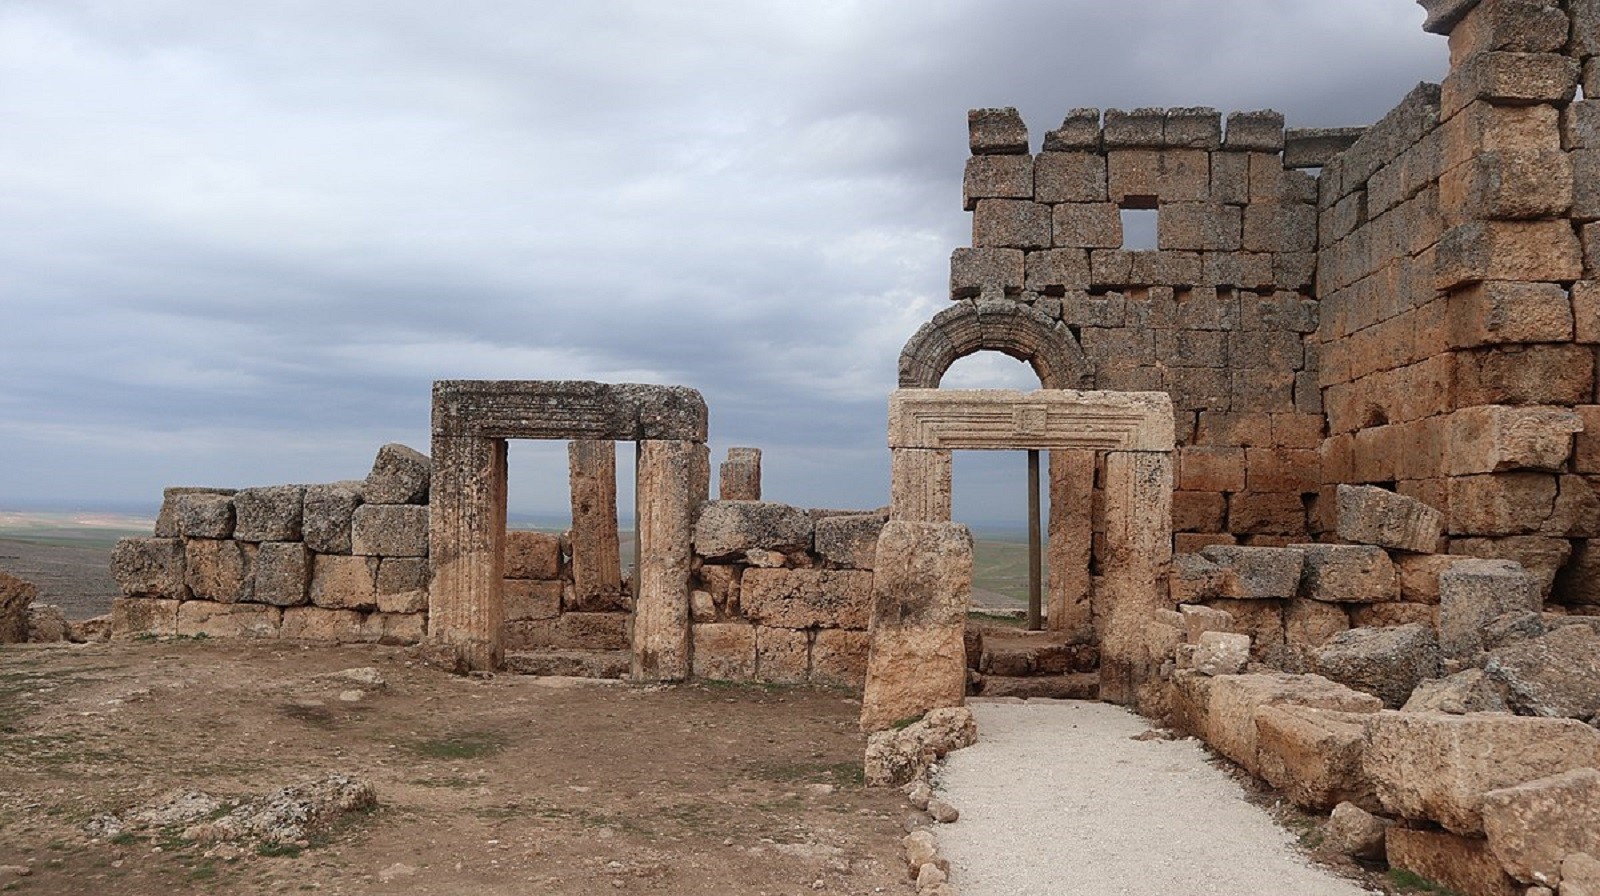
1483 768 1600 886
1194 631 1250 676
1385 827 1520 896
1324 801 1388 860
1483 623 1600 719
1403 669 1510 714
1335 484 1443 553
693 501 814 561
233 485 305 542
365 443 430 504
0 570 38 643
1253 705 1375 811
1439 559 1542 658
1169 671 1382 773
1364 710 1600 834
1284 598 1350 653
1169 553 1236 603
1179 603 1233 643
1313 624 1440 708
110 537 188 600
1198 544 1303 598
1395 554 1457 603
863 705 976 787
1294 544 1399 603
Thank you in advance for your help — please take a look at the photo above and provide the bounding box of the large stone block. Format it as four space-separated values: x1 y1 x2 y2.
502 579 560 621
504 530 562 580
1483 624 1600 718
860 521 971 732
155 486 235 538
972 199 1051 249
1364 710 1600 834
1436 220 1584 290
301 482 362 554
309 554 378 611
351 504 428 557
962 153 1033 209
1284 598 1350 652
693 501 814 560
1454 345 1596 408
1335 484 1443 553
1446 0 1571 59
365 443 430 504
176 601 281 639
969 107 1027 155
1567 852 1600 896
110 597 180 639
1448 473 1560 535
1443 50 1579 114
280 606 365 642
1439 558 1542 657
110 537 188 599
755 625 810 684
362 611 425 646
740 568 872 630
951 246 1026 298
811 629 870 689
1385 827 1520 896
1294 544 1399 603
1253 705 1375 811
1168 671 1381 772
1441 149 1573 220
1448 405 1583 475
813 513 886 570
1198 545 1304 599
375 557 428 614
717 446 762 501
1453 535 1573 598
1313 624 1441 708
183 538 253 602
691 622 755 680
232 485 305 543
1404 668 1511 714
1482 768 1600 886
250 541 310 607
173 493 236 539
1033 151 1107 203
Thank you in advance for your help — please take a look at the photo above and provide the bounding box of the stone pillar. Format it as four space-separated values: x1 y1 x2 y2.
568 439 623 607
1048 448 1095 635
428 435 507 672
632 439 705 681
718 447 762 500
889 448 952 522
860 520 972 732
1098 450 1172 706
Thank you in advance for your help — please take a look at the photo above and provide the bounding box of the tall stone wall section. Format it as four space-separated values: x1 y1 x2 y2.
1318 0 1600 606
958 107 1324 550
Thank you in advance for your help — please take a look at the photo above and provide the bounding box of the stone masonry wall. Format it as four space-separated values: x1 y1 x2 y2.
108 443 432 645
958 106 1326 550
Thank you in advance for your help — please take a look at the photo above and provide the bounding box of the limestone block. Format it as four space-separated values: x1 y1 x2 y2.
1365 710 1600 834
1578 284 1600 344
363 611 424 646
1226 492 1307 535
1179 603 1234 643
1443 51 1580 115
1404 668 1511 714
694 501 813 560
968 107 1027 155
351 504 428 557
1294 544 1398 603
110 537 188 599
250 541 310 607
859 521 972 732
631 438 706 681
972 199 1050 249
0 571 34 643
1033 151 1107 203
811 629 871 689
1102 108 1164 147
1483 624 1600 718
1313 624 1440 708
740 568 872 630
1440 558 1542 657
755 625 809 684
1284 598 1351 652
1324 801 1389 859
110 597 180 639
155 486 235 538
306 554 376 611
1575 148 1600 220
1168 671 1381 772
1157 202 1241 252
697 563 741 609
1442 100 1560 171
365 443 430 505
1253 705 1375 811
1447 281 1575 351
232 485 305 543
1169 554 1234 603
504 530 562 580
962 154 1032 210
1565 852 1600 896
1051 202 1121 249
1441 149 1573 220
1042 108 1099 151
718 446 762 501
1385 828 1520 896
1194 631 1250 676
691 622 756 680
1106 149 1208 203
279 606 365 643
1435 220 1583 290
1479 769 1600 886
1447 405 1582 474
1223 110 1286 151
502 579 560 621
1335 484 1443 553
950 247 1026 299
176 601 281 639
1282 128 1365 168
173 493 236 539
25 604 67 643
1447 474 1559 535
1454 344 1595 407
1451 535 1572 598
375 557 428 614
301 483 362 554
183 538 253 602
813 513 886 570
1179 447 1246 492
1205 599 1287 663
1446 0 1571 60
555 612 629 650
1199 545 1305 599
1022 249 1090 293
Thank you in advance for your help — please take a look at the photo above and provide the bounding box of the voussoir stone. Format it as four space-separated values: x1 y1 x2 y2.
693 501 814 560
364 443 431 505
1483 623 1600 719
1313 624 1440 708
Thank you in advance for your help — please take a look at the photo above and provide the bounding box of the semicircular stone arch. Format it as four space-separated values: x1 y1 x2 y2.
897 299 1091 390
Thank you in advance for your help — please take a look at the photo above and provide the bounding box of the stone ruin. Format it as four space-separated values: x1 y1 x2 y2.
90 1 1600 892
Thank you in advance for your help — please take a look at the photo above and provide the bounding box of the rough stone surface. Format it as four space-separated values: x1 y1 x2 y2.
173 493 236 540
1194 631 1250 675
1168 671 1382 773
176 602 281 639
1564 853 1600 896
755 625 810 684
1253 705 1374 811
1483 624 1600 719
301 483 362 554
155 486 234 538
250 542 311 607
691 622 756 680
567 438 625 610
813 513 887 570
1364 710 1600 834
862 706 976 786
1439 559 1542 658
375 558 428 614
811 629 871 688
1198 545 1304 599
26 604 68 642
741 568 873 630
364 443 431 504
0 570 36 643
1313 624 1440 708
1335 485 1443 553
1324 801 1388 859
110 597 180 639
693 501 814 561
233 486 305 543
718 446 761 501
1385 827 1520 896
309 555 378 611
351 505 428 558
184 538 253 602
1403 669 1511 714
110 537 188 600
631 438 706 681
1294 544 1398 603
1482 768 1600 886
504 530 562 580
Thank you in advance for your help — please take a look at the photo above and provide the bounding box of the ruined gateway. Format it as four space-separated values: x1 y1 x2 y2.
94 2 1600 893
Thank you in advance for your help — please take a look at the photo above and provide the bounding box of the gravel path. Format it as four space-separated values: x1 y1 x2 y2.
935 700 1379 896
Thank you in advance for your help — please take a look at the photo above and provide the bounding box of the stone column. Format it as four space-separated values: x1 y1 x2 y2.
889 448 952 522
568 439 623 608
860 520 972 732
428 435 507 672
1098 450 1172 706
1048 448 1095 635
632 439 704 681
718 447 762 500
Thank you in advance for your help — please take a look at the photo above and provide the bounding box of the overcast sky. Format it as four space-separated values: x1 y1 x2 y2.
0 1 1447 522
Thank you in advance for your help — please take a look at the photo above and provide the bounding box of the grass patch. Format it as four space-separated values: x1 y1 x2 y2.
1388 868 1461 895
256 841 302 858
407 731 505 761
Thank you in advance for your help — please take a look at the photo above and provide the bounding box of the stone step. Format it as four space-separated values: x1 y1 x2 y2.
504 649 630 679
972 629 1100 676
971 671 1099 700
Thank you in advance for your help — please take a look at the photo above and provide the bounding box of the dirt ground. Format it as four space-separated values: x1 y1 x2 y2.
0 535 124 622
0 640 917 896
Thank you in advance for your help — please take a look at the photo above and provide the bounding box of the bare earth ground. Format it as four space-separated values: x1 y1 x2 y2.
0 641 914 896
